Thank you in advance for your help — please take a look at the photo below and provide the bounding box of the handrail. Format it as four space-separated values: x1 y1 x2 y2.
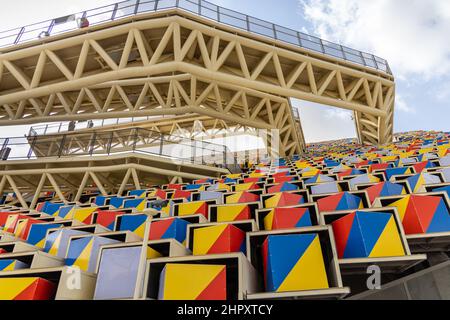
0 0 391 74
0 127 239 171
28 116 174 136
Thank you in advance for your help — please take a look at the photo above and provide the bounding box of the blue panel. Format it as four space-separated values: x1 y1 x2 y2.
265 234 316 291
427 199 450 233
94 246 141 300
357 211 391 254
27 223 62 245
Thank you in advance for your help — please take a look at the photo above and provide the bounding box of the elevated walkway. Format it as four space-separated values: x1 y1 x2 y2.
0 0 395 153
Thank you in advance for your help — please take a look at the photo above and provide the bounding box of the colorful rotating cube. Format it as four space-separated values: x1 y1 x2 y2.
215 204 252 222
193 224 246 255
0 277 56 300
44 229 90 258
14 218 43 240
94 210 125 230
225 192 260 204
71 207 98 224
262 234 329 292
117 214 147 238
406 173 441 192
365 181 406 204
317 192 363 212
263 207 312 230
27 223 63 248
94 245 162 300
175 201 209 219
158 263 226 300
123 198 146 211
264 192 304 208
66 236 120 272
331 211 406 259
0 259 29 271
267 182 299 193
389 195 450 234
149 218 190 243
39 202 65 215
311 182 342 195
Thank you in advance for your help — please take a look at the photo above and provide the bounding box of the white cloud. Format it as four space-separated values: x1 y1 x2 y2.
395 95 416 114
324 109 352 120
299 0 450 79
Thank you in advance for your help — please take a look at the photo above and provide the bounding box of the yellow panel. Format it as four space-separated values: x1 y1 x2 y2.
249 172 265 178
147 246 162 259
0 278 37 300
264 193 281 208
73 208 97 223
277 236 329 292
390 196 410 221
160 263 225 300
133 222 146 238
216 205 246 222
234 183 255 191
3 261 16 271
302 169 319 177
370 216 406 257
48 233 62 256
73 238 94 271
225 192 242 204
263 209 275 230
178 202 204 216
193 224 228 255
14 220 27 237
4 215 18 232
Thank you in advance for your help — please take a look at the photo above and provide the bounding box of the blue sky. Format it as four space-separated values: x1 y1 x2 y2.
1 0 449 142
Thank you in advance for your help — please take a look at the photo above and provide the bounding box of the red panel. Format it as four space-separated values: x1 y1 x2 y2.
149 218 174 240
207 225 245 254
4 214 31 233
195 267 227 300
155 189 167 200
412 161 428 173
404 195 440 234
17 218 43 240
35 203 45 212
365 183 384 204
271 207 308 230
273 176 295 183
95 210 125 229
355 160 369 168
277 193 303 207
0 212 13 227
272 172 289 178
172 190 192 200
234 206 252 221
331 212 356 259
338 169 353 180
239 192 260 203
370 163 390 172
317 193 343 212
166 184 183 190
261 237 269 288
13 278 56 300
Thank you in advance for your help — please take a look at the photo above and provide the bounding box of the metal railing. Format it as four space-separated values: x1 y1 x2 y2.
0 127 239 171
0 0 391 74
28 116 169 136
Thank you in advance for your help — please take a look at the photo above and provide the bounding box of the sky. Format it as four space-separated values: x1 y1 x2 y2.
0 0 449 143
